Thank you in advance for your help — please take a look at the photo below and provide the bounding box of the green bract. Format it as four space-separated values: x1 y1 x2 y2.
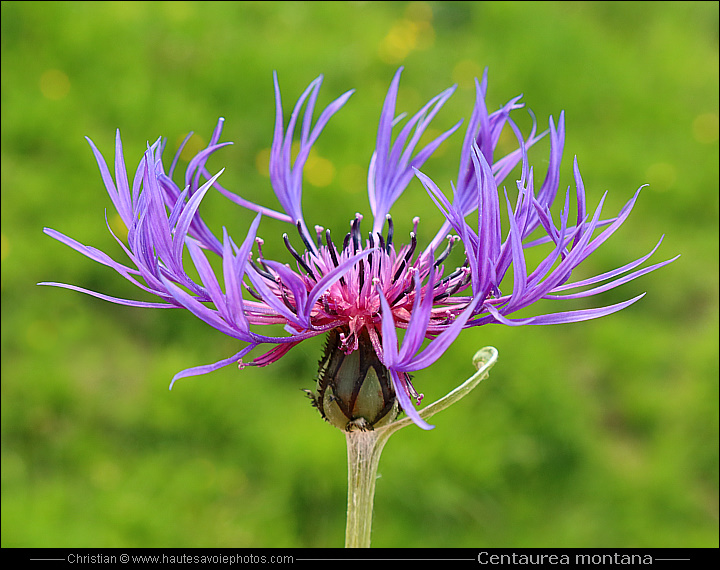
307 329 400 431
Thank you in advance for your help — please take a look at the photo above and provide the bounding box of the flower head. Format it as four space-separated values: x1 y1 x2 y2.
41 68 677 430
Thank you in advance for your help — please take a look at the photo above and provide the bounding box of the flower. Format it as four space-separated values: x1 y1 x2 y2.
41 68 677 430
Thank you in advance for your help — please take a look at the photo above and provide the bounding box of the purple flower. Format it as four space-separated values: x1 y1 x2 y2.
41 68 677 430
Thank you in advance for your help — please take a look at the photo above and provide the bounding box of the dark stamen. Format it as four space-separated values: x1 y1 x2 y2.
434 236 457 267
251 258 275 281
366 234 374 272
322 295 338 316
436 266 465 287
326 229 345 287
390 277 416 305
284 233 317 280
296 220 317 255
377 232 385 253
326 229 339 267
393 232 417 281
392 259 407 283
433 268 469 302
279 282 298 312
351 215 362 253
404 232 417 263
343 232 351 252
385 214 394 253
244 281 263 301
444 274 469 297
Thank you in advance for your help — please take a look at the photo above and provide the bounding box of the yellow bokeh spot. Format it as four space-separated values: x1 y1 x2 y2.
160 1 195 22
378 18 435 64
108 0 145 22
420 128 448 157
305 155 335 187
1 233 9 262
178 133 206 162
645 162 677 192
496 125 520 157
405 1 433 23
452 60 485 90
109 213 129 241
256 145 334 187
413 20 435 50
692 112 719 144
40 69 70 101
255 148 271 178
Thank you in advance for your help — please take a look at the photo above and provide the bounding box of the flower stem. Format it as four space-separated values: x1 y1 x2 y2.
344 429 387 548
343 347 498 548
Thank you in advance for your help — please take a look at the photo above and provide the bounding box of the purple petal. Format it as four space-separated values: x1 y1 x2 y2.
169 344 258 388
399 296 481 371
38 281 174 308
390 369 434 430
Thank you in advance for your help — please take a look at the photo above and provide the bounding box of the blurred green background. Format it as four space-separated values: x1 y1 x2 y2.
1 1 717 548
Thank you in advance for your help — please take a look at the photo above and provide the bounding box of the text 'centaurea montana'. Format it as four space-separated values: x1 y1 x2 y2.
41 68 677 431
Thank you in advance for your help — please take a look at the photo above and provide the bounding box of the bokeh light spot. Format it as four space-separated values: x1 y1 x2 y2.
255 148 271 178
178 133 206 162
405 1 433 23
378 17 435 64
39 69 70 101
452 60 485 90
305 155 335 187
692 113 719 144
109 213 129 242
645 162 677 192
1 233 9 262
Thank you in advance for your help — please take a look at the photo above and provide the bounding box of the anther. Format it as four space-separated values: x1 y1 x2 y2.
279 281 299 312
402 267 419 296
296 220 317 255
391 266 418 305
325 229 340 267
243 281 263 301
255 237 265 259
434 235 458 268
251 257 275 281
405 232 417 263
385 214 394 253
284 233 317 280
351 214 363 253
314 225 324 248
436 266 466 287
392 232 418 282
392 259 407 283
366 233 375 271
376 232 385 253
326 229 345 286
443 274 468 298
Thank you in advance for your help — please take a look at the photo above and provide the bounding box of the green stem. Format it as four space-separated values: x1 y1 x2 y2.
344 429 387 548
343 347 498 548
